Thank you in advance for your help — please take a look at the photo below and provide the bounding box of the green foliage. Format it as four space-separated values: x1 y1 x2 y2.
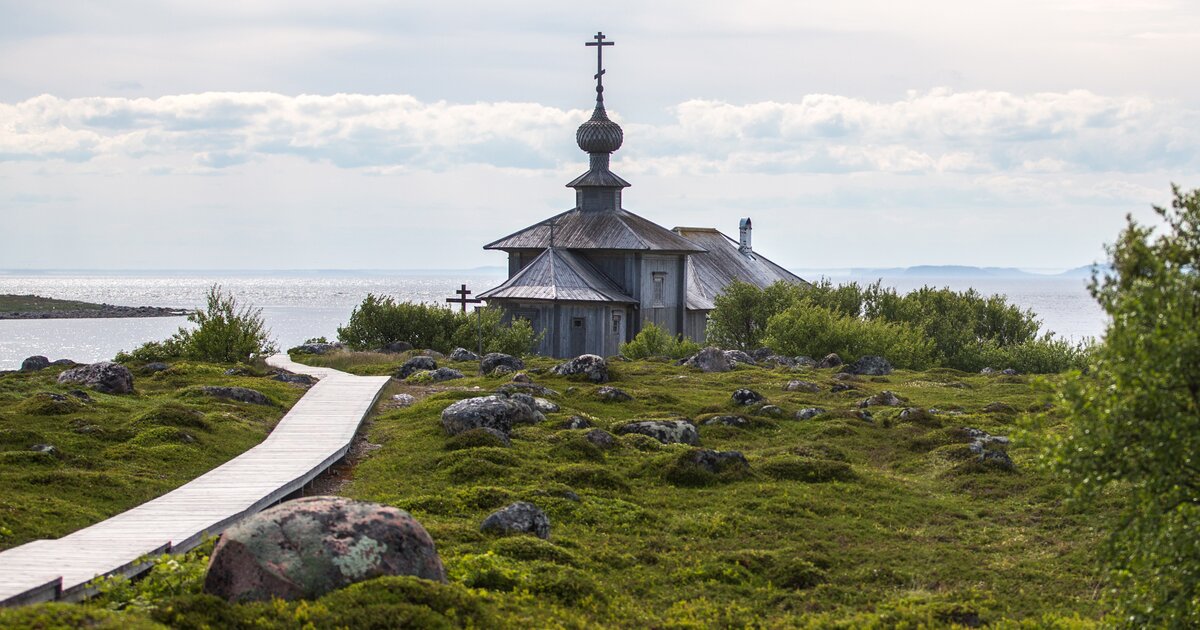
765 301 936 369
759 455 856 482
706 280 805 351
1039 185 1200 627
114 339 183 364
117 285 276 364
444 428 510 451
91 542 212 612
336 295 539 355
620 321 701 359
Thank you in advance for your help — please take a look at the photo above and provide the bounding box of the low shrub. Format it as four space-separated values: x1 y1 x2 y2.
115 285 276 364
336 296 540 355
765 301 936 369
445 428 510 451
620 321 701 359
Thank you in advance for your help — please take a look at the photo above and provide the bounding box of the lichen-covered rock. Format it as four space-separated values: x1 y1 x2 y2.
511 372 531 384
758 405 785 418
794 356 817 368
481 353 525 375
290 342 341 355
816 353 843 369
391 393 416 407
682 347 731 373
551 354 609 383
396 356 437 379
200 386 272 405
678 449 750 474
440 394 544 436
596 386 633 402
795 407 825 420
203 496 445 602
703 415 749 427
425 367 464 383
57 362 134 394
561 415 592 429
845 355 893 376
480 501 550 540
616 420 699 445
859 390 902 407
584 428 616 449
449 347 480 362
272 372 317 385
19 356 49 372
722 350 756 366
962 427 1015 471
732 388 764 406
533 397 559 413
783 380 820 393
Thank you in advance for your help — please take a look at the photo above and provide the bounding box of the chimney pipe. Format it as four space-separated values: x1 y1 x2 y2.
739 217 752 254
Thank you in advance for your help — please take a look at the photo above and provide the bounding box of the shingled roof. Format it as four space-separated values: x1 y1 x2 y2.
477 248 637 303
485 208 705 253
673 227 809 311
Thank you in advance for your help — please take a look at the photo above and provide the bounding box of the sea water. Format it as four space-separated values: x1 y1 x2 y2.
0 271 1105 370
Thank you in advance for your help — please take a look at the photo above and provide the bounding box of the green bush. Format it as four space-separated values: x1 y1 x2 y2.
116 285 276 364
620 321 701 359
764 301 936 369
115 339 183 364
337 296 539 355
706 280 806 351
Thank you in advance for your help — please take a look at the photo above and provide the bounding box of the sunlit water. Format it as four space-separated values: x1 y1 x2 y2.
0 272 1105 370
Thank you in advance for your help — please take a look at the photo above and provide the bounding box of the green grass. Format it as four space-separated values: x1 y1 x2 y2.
0 360 303 550
3 352 1114 627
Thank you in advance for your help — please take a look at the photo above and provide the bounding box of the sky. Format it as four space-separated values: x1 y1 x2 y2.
2 0 1199 271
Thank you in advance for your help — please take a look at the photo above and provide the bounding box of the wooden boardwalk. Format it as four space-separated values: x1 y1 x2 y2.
0 355 390 607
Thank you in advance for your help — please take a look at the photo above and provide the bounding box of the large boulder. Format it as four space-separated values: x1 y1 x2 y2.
480 501 550 540
551 354 609 383
57 362 134 394
682 347 731 373
204 496 445 602
19 356 50 372
722 350 756 366
201 386 272 406
396 356 437 379
481 353 525 375
816 353 843 369
616 420 699 445
440 394 544 436
449 347 480 362
845 355 893 376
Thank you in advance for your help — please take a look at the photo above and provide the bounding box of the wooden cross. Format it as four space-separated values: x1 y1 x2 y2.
446 283 483 312
585 31 614 94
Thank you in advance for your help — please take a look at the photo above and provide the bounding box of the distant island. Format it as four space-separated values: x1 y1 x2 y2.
792 264 1107 279
0 294 188 320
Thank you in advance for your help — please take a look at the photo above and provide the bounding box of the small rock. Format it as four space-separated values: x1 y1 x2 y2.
830 383 856 393
795 407 825 420
142 362 171 373
57 362 135 394
396 356 437 379
816 353 843 369
561 415 592 429
223 367 248 376
980 367 996 375
859 390 902 407
200 386 272 405
30 443 57 456
682 347 732 373
449 347 480 362
794 356 817 368
481 353 525 375
203 496 445 602
617 420 699 445
857 410 874 422
731 388 764 406
533 397 559 413
702 415 749 427
425 367 464 383
1000 368 1019 376
899 407 933 421
758 405 785 418
551 354 610 383
783 380 820 393
584 428 616 449
596 386 633 402
723 350 756 366
481 501 550 540
677 448 750 474
511 372 531 383
67 390 92 402
380 341 413 353
272 372 317 385
19 356 50 372
391 393 416 407
845 355 893 376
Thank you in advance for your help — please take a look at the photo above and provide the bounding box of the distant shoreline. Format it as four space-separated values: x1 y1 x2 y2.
0 294 188 320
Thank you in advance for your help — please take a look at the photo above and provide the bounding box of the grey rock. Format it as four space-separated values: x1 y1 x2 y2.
511 372 532 383
794 356 817 368
481 501 550 540
1000 368 1019 376
617 420 700 445
396 356 437 379
272 372 317 386
391 393 416 407
830 383 856 393
224 367 248 376
816 353 843 369
758 405 785 417
57 361 134 394
677 448 750 474
551 354 609 383
584 428 616 449
845 355 893 376
426 367 464 383
496 382 560 398
962 427 1016 470
783 380 821 393
859 390 902 407
732 388 764 406
30 443 57 456
19 356 49 372
380 341 413 353
491 365 514 375
682 347 732 373
723 349 756 366
481 353 525 375
795 407 825 420
290 342 341 355
66 390 92 402
204 496 444 602
751 347 775 362
561 415 592 429
857 410 875 422
201 386 272 406
596 386 633 402
703 415 749 427
980 367 996 375
142 362 171 373
533 397 559 413
449 347 480 362
440 393 544 436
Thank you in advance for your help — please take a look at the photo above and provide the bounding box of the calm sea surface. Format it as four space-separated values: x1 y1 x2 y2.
0 272 1106 370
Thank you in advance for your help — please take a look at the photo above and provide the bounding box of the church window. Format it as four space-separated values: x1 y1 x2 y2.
652 272 666 306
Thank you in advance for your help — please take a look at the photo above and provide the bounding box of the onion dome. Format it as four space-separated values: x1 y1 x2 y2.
576 99 624 154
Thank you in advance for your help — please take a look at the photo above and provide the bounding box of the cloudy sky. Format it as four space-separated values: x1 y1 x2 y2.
2 0 1198 271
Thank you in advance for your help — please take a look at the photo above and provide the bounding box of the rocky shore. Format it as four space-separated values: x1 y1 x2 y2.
0 294 188 320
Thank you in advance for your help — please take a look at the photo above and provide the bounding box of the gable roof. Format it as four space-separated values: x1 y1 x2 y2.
673 227 809 311
478 248 637 303
485 208 705 253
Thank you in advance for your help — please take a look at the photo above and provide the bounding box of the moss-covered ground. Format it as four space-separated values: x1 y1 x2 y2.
1 352 1115 627
0 361 304 550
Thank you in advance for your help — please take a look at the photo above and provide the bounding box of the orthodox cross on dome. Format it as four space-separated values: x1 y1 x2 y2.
585 31 614 101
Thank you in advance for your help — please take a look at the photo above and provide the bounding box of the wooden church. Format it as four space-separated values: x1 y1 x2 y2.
478 33 807 358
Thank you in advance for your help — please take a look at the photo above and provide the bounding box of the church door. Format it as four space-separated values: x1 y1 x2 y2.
570 317 587 357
